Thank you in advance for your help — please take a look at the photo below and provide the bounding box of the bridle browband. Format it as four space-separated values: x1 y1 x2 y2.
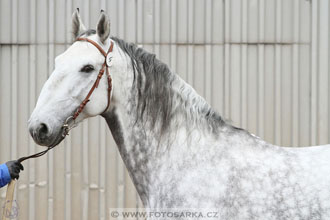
18 38 114 163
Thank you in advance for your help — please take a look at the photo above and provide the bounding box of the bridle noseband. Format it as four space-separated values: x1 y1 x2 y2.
62 37 114 136
17 38 114 163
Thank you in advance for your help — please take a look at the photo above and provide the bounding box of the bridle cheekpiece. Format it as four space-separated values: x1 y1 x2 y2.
62 37 114 137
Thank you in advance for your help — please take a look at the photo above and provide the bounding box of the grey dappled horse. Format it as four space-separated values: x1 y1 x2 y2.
28 10 330 220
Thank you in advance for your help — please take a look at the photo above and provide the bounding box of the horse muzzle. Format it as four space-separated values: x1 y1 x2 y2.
28 116 65 147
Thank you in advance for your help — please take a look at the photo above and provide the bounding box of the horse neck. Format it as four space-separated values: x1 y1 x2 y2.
102 52 226 206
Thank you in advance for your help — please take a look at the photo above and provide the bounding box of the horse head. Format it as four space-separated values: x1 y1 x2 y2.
28 9 126 146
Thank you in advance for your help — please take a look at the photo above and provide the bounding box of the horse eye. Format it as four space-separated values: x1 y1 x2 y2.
80 64 95 73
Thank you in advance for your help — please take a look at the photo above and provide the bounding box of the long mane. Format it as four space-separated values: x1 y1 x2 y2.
79 29 231 136
112 37 177 133
112 37 229 136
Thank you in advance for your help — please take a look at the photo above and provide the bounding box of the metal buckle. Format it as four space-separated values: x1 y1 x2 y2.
61 116 77 137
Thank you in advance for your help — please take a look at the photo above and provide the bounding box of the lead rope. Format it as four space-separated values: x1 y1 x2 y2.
17 139 61 163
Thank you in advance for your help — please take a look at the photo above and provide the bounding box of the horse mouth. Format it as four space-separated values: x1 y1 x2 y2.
46 115 76 147
48 127 66 147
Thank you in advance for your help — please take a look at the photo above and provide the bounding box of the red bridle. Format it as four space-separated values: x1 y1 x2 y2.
18 38 114 163
72 37 114 120
61 37 114 136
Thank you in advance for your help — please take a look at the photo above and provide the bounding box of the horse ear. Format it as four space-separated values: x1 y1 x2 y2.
72 8 86 40
96 10 110 44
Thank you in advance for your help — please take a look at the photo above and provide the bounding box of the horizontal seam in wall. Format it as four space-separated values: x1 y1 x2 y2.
0 42 311 46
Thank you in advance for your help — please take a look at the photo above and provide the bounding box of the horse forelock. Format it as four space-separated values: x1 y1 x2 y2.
78 29 96 37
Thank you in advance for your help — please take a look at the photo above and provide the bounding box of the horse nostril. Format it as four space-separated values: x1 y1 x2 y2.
37 123 49 140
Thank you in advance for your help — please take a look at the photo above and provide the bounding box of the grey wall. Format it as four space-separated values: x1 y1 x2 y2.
0 0 329 219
